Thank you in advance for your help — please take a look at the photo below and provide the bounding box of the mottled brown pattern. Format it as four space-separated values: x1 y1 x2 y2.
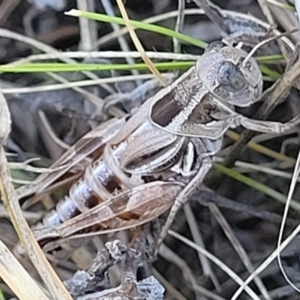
187 95 218 125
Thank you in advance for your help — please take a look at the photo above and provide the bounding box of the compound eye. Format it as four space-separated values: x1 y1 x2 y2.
218 61 246 92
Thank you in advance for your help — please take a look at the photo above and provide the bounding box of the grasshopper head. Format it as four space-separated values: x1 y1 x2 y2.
196 45 263 107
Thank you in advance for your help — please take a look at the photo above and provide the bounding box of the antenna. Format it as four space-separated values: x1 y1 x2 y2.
242 28 299 67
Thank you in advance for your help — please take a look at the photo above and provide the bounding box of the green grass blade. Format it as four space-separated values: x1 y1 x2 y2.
65 9 207 49
0 61 195 73
259 65 281 80
0 288 4 300
214 164 300 211
256 54 284 63
0 60 283 76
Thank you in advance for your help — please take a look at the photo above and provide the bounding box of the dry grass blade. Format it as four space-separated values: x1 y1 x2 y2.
0 0 20 26
0 239 48 299
0 27 111 109
158 244 224 300
0 90 72 300
116 0 166 86
173 0 185 54
277 148 300 292
208 203 271 300
1 73 172 95
256 0 287 57
152 269 188 300
226 130 296 165
183 203 220 291
0 91 10 144
231 223 300 300
168 230 261 300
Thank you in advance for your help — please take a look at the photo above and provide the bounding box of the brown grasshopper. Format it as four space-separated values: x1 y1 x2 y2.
15 42 300 261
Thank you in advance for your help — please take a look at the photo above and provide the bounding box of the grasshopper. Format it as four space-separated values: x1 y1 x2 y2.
15 42 300 261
